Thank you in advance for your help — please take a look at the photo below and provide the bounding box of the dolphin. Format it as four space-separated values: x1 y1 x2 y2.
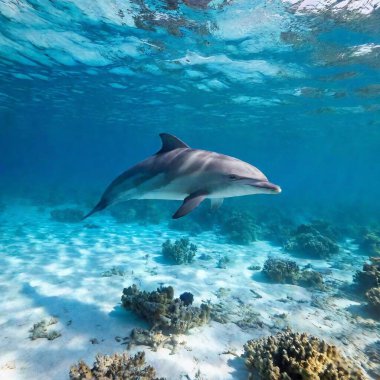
83 133 281 220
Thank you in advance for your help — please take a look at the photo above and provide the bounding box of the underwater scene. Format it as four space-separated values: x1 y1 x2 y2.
1 0 380 379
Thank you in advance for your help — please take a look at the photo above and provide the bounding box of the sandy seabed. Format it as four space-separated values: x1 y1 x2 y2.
0 201 378 380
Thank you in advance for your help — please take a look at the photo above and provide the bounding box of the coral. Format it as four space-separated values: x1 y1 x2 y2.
126 328 180 353
69 351 164 380
219 211 258 245
262 258 325 289
298 270 325 290
50 208 84 223
364 340 380 379
199 253 212 261
262 258 300 284
365 340 380 364
29 318 61 341
300 220 340 241
216 255 230 269
179 292 194 306
190 207 221 231
354 257 380 293
360 232 380 256
101 267 126 277
366 287 380 313
162 238 197 264
248 265 261 271
260 220 294 246
243 330 365 380
284 224 339 258
126 328 167 350
121 284 210 334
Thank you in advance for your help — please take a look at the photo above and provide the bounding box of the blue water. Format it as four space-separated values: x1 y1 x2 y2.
0 1 380 379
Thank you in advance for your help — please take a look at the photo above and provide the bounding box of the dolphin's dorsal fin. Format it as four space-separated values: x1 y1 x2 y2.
157 133 190 154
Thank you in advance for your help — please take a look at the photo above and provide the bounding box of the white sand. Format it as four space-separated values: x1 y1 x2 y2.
0 201 378 379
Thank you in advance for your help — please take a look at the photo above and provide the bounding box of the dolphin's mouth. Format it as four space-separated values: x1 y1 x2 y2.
241 179 281 193
253 181 282 193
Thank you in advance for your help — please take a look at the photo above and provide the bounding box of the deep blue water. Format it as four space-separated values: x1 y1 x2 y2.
0 1 379 217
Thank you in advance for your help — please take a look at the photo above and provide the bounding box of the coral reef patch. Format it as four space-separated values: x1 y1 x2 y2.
262 258 325 289
69 351 165 380
360 232 380 256
219 211 258 245
162 238 197 264
262 258 300 284
366 287 380 313
243 329 365 380
284 223 340 258
121 285 210 334
354 257 380 293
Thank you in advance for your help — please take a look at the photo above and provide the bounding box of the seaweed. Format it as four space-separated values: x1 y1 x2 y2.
69 351 165 380
162 238 197 264
243 329 365 379
121 284 210 334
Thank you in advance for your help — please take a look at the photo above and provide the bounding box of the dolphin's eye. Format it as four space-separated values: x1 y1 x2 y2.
228 174 239 180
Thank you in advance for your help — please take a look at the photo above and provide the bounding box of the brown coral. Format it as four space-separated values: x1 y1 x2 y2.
121 284 210 334
284 223 339 259
366 287 380 314
354 257 380 293
69 351 164 380
243 330 365 380
360 232 380 256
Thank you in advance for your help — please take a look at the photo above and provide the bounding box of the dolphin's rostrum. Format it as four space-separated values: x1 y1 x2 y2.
83 133 281 220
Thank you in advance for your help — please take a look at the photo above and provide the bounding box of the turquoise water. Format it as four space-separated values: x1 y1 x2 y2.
0 1 380 379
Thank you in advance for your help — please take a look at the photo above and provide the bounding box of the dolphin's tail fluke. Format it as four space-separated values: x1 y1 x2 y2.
82 198 108 220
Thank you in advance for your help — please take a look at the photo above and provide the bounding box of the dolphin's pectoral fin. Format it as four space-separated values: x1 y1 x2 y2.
210 198 224 210
156 133 190 154
172 191 208 219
